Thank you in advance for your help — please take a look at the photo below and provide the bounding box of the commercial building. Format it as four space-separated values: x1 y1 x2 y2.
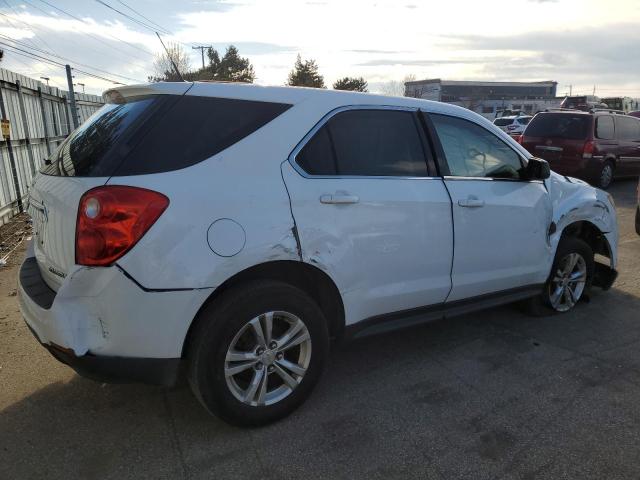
404 78 562 119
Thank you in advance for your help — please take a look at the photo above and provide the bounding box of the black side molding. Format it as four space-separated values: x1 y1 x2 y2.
345 284 544 340
19 257 56 309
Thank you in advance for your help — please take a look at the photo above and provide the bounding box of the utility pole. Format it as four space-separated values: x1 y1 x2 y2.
65 64 79 130
192 45 211 69
40 76 49 86
564 84 573 96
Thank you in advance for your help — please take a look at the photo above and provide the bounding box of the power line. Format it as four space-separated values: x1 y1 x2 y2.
0 40 131 85
115 0 172 35
20 0 152 67
35 0 155 58
0 33 144 82
94 0 171 34
92 0 199 59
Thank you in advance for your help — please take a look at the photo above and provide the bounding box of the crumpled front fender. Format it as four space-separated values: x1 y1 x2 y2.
546 173 618 269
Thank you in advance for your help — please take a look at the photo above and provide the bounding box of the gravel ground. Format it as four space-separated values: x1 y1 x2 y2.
0 180 639 480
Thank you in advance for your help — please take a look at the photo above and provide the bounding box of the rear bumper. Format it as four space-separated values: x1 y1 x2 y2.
43 340 181 386
18 242 213 384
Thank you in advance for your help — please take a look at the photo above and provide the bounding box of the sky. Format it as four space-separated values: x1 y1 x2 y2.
0 0 638 97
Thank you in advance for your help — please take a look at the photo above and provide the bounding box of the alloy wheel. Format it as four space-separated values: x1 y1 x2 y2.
548 252 587 312
224 311 312 407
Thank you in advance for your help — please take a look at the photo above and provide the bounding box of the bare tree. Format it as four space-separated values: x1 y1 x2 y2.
380 74 417 97
148 42 192 82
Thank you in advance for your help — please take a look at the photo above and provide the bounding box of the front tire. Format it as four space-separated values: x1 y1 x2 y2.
187 280 329 427
524 237 594 316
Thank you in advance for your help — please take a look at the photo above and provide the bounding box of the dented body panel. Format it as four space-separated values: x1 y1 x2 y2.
546 172 618 268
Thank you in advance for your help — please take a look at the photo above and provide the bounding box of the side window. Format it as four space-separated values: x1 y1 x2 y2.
296 125 336 175
615 116 640 141
295 109 428 177
430 114 524 180
596 116 615 140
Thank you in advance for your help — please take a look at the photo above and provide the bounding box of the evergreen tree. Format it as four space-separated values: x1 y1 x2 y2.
333 76 368 92
200 45 255 82
287 55 325 88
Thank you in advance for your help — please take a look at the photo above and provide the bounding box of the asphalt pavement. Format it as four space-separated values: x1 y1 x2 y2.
1 180 639 480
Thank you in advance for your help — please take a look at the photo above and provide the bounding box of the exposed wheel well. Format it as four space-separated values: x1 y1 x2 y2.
182 261 345 357
560 220 611 259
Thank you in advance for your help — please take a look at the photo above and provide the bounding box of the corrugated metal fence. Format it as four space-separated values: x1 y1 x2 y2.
0 68 104 225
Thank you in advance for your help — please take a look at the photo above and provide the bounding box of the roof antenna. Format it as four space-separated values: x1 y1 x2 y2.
155 32 185 82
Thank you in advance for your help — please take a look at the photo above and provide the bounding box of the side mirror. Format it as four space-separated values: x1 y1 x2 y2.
524 157 550 180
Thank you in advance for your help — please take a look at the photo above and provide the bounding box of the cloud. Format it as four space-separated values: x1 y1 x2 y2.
357 58 486 67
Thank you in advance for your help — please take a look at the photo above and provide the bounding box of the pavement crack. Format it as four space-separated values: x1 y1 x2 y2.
163 390 189 480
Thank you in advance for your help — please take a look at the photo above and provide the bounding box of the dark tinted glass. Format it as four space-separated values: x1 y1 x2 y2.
615 116 640 141
296 109 428 177
41 95 291 177
525 113 590 140
296 125 336 175
596 116 615 140
431 114 523 179
494 118 513 126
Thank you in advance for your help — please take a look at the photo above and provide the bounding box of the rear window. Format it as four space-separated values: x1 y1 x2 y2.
41 95 291 177
493 118 513 127
524 113 591 140
517 117 531 125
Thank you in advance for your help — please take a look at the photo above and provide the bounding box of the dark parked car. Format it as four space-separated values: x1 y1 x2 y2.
521 110 640 189
629 111 640 119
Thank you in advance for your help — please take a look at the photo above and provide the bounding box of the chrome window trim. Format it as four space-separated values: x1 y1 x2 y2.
443 176 544 184
287 104 439 180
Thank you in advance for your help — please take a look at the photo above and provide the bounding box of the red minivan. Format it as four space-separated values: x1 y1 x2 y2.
521 111 640 189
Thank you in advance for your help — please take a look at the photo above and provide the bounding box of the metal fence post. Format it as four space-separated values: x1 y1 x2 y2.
62 94 72 136
0 87 23 213
15 79 37 175
37 86 52 157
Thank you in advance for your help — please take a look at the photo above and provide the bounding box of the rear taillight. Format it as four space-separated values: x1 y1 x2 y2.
583 140 595 159
76 186 169 266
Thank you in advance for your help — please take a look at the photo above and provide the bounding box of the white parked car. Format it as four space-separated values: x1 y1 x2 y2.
20 83 618 426
493 115 532 135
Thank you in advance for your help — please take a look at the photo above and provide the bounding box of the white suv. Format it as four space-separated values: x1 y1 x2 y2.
493 115 532 135
19 82 618 426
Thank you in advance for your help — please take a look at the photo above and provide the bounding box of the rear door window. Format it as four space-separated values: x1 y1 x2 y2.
596 116 615 140
525 114 590 140
295 109 429 177
41 95 291 177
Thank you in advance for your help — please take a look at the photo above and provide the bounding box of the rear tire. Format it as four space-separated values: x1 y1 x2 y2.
523 236 594 316
596 161 614 190
187 280 329 427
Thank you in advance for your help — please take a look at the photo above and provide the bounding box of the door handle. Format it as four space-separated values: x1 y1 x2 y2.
458 197 485 208
320 194 360 204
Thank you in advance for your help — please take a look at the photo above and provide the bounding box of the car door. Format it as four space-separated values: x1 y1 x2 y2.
281 106 454 325
424 111 553 302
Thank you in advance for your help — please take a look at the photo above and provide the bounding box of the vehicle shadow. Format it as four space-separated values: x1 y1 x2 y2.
2 284 640 479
